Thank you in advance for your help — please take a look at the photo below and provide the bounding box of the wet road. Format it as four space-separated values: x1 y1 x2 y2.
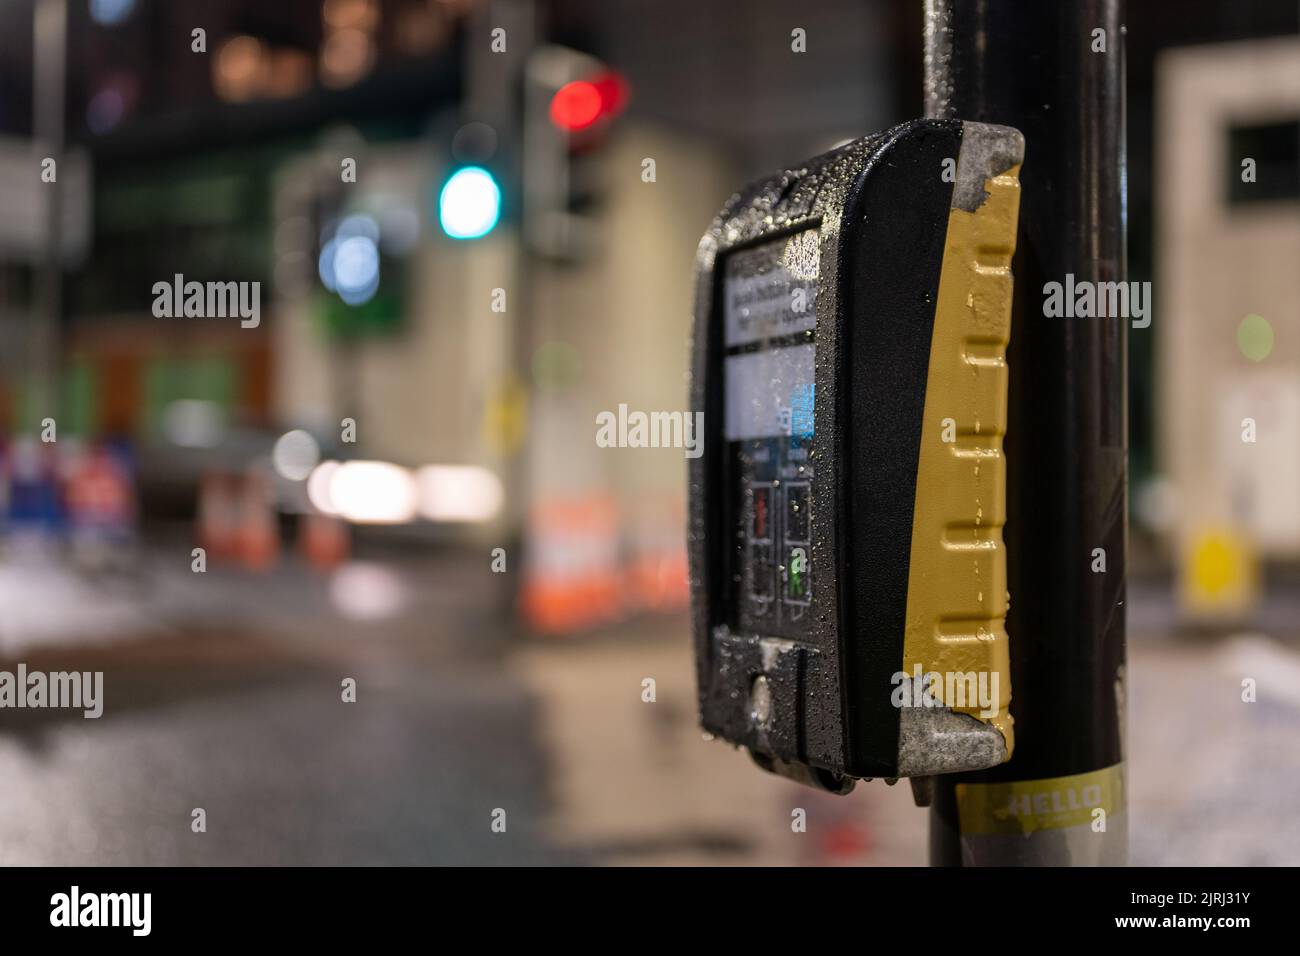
0 550 582 865
2 548 1299 865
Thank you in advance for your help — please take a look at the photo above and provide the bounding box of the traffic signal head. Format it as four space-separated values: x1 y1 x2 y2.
524 46 628 259
689 119 1024 791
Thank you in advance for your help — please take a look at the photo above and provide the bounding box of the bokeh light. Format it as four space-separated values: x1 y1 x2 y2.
1237 313 1274 362
438 167 501 239
271 430 321 482
415 465 504 522
89 0 136 27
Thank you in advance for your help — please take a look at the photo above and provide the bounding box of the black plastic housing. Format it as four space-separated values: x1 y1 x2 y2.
688 119 963 785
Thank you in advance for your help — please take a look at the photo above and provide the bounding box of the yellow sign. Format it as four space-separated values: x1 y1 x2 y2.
483 379 528 456
1180 527 1258 618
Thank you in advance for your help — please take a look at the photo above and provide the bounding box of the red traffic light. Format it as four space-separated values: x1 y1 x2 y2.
548 71 629 132
549 81 601 131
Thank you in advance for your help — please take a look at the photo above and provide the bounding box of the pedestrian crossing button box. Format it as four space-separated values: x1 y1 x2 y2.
688 119 1025 791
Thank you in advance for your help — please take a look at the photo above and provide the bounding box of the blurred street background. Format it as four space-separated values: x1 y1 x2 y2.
0 0 1298 865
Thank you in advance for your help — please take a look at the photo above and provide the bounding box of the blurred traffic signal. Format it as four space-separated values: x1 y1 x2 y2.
524 46 629 259
548 72 629 133
548 80 604 132
438 166 503 239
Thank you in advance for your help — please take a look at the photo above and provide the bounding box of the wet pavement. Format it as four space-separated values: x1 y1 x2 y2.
1 548 1298 865
0 548 580 865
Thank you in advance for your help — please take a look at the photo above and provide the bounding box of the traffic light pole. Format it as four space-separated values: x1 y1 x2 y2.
923 0 1129 865
30 0 67 426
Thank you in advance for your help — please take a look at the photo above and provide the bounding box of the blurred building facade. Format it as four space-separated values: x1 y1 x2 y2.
1157 37 1300 618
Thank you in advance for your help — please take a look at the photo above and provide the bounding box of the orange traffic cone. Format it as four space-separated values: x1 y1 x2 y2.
298 512 349 571
520 494 623 635
197 472 239 562
237 470 280 571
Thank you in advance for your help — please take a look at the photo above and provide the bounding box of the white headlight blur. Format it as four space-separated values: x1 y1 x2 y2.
415 465 504 522
326 461 417 524
306 460 341 515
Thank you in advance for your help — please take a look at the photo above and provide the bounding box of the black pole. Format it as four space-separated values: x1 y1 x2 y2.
924 0 1128 865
